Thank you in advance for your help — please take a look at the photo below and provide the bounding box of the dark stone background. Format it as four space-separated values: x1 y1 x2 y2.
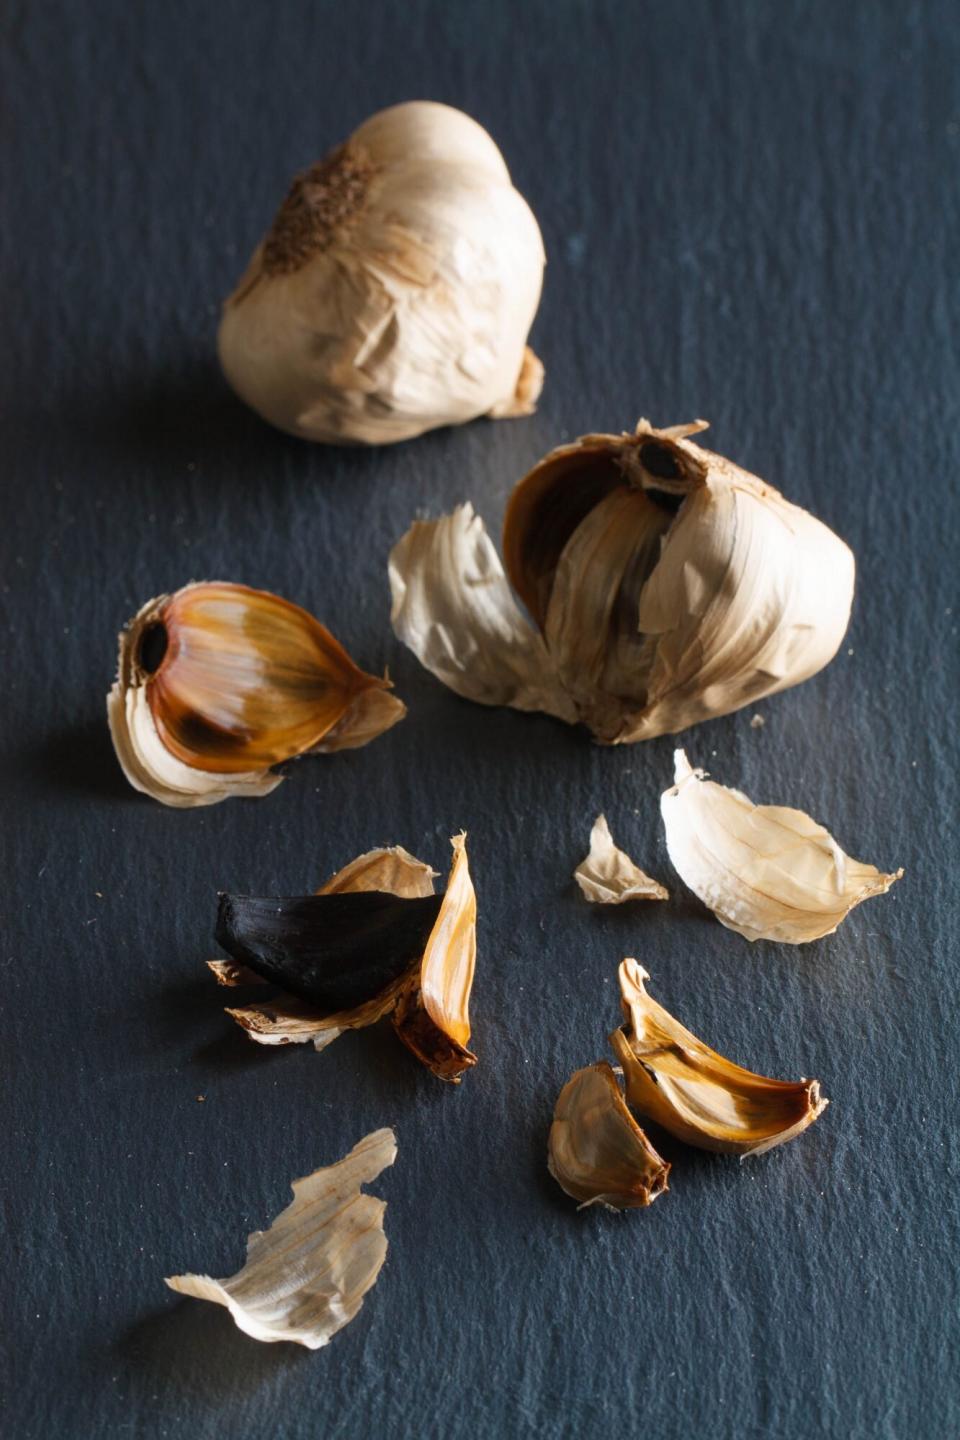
3 3 957 1436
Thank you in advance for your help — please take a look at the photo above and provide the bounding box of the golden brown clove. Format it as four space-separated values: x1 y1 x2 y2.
107 581 404 807
609 960 827 1156
548 1062 670 1210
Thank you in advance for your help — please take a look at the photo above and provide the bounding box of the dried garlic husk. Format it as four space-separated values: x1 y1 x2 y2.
390 420 854 741
217 836 477 1081
218 101 545 445
548 1062 670 1210
574 814 668 903
166 1128 396 1348
662 750 903 942
610 960 827 1156
108 582 404 808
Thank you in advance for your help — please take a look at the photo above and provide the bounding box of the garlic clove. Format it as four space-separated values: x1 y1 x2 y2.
389 502 576 721
166 1128 396 1348
391 420 855 742
108 582 404 807
392 832 477 1081
662 749 903 943
218 101 545 446
218 837 478 1079
548 1062 670 1210
574 814 669 904
215 891 445 1014
610 960 828 1156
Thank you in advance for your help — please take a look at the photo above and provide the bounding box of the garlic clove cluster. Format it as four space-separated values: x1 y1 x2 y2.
107 582 404 807
662 750 903 943
218 101 545 445
389 420 856 741
610 960 828 1156
547 1062 670 1210
217 835 478 1082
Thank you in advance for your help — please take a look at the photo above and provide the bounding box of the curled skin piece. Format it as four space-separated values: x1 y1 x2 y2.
389 420 855 742
662 750 903 943
219 838 477 1081
166 1128 396 1348
610 960 828 1157
108 582 404 807
574 814 669 904
548 1062 670 1210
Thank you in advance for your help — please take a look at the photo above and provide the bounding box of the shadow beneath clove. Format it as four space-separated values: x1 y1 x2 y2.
114 1298 308 1407
14 718 138 803
193 1022 295 1074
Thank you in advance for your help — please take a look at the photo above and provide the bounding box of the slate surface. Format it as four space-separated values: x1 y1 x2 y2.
3 3 958 1437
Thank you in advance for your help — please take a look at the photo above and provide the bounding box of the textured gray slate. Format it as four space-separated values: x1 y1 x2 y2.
2 3 958 1437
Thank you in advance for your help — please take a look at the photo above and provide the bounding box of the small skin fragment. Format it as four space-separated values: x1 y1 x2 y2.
166 1128 396 1348
548 1062 670 1210
661 749 902 943
574 814 669 904
216 838 477 1081
610 960 827 1156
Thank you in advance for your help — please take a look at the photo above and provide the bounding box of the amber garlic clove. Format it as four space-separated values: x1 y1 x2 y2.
392 832 478 1082
548 1062 670 1210
610 960 827 1156
107 582 404 807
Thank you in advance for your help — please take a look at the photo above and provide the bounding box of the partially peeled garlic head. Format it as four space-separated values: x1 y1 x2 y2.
390 420 855 741
218 101 545 445
108 582 404 807
610 960 827 1156
548 1062 670 1210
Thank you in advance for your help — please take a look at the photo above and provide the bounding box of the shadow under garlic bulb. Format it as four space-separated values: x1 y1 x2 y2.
218 101 546 445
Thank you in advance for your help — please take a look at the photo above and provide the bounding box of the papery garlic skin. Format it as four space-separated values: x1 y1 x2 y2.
218 101 545 445
166 1128 396 1348
611 960 827 1156
574 814 668 903
107 583 404 808
662 750 903 943
548 1062 670 1210
390 421 855 741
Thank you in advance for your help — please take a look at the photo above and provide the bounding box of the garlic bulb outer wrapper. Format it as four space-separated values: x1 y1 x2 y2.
218 101 545 445
107 582 404 807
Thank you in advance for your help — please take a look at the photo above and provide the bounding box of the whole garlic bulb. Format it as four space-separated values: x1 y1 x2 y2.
389 420 856 741
218 101 546 445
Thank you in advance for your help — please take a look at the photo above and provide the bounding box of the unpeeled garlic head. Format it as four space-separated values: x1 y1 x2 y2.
390 420 855 741
107 582 404 807
218 101 545 445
